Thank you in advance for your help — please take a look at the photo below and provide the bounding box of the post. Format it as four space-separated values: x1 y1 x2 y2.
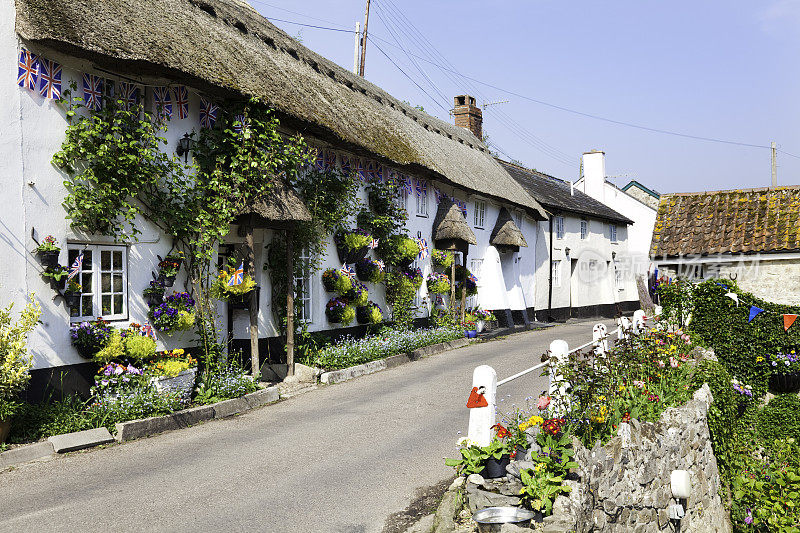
632 309 646 334
771 141 777 187
285 228 295 378
548 339 569 414
244 226 260 377
467 365 497 447
450 259 456 317
617 316 631 340
352 21 361 75
592 323 608 355
460 283 467 323
358 0 371 77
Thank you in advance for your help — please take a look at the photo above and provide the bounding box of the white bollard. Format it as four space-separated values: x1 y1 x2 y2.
548 339 569 414
592 323 608 355
654 305 663 318
617 316 631 340
633 309 646 334
467 365 497 447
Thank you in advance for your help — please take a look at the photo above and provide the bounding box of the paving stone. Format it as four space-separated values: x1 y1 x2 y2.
48 428 114 453
0 441 54 468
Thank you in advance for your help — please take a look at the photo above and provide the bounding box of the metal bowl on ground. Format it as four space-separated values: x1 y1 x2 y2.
473 506 537 532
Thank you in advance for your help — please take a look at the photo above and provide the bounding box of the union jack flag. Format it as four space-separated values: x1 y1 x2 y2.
17 49 39 90
233 114 248 134
375 260 385 272
227 262 244 287
341 264 355 279
415 179 428 198
368 238 379 250
199 97 218 128
364 160 375 182
82 73 103 111
118 82 140 111
373 164 383 183
38 59 61 99
152 87 172 120
324 149 336 171
434 188 442 204
141 324 156 338
173 85 189 119
386 170 397 187
313 148 325 171
68 252 84 282
403 175 413 195
457 200 467 217
340 154 352 175
416 238 429 260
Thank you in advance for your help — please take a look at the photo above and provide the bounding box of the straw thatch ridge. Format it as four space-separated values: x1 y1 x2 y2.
15 0 547 218
432 198 477 245
490 207 527 248
238 178 312 226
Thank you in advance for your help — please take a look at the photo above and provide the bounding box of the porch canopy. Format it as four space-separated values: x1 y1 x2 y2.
490 207 527 253
432 197 477 252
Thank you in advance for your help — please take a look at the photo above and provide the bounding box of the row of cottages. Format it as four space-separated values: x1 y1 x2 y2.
4 0 638 393
651 186 800 305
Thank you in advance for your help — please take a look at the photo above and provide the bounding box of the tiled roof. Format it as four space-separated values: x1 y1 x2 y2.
498 161 633 225
650 186 800 257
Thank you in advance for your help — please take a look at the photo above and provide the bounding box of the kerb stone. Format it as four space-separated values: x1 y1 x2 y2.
213 397 251 419
0 441 54 468
49 428 114 453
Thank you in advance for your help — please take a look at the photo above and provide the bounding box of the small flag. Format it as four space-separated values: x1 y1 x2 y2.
152 87 172 120
17 49 39 90
199 97 218 128
725 292 739 306
373 164 383 183
141 324 156 338
784 314 798 332
415 179 427 198
375 260 385 272
457 199 467 217
38 59 61 99
313 148 325 171
403 175 413 195
227 263 244 287
341 264 355 279
340 154 352 175
365 160 376 182
368 238 379 250
68 252 84 281
233 113 248 134
356 158 368 182
173 85 189 119
416 238 429 260
748 306 764 323
434 188 442 204
119 82 140 111
82 73 103 111
324 149 336 170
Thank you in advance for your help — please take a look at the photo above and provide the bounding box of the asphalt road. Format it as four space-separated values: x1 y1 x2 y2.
0 319 613 533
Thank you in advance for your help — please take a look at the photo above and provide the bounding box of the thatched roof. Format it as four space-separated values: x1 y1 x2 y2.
237 177 312 227
490 207 528 248
15 0 547 217
433 198 477 245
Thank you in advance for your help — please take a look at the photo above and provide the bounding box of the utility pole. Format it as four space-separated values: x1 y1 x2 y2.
358 0 371 77
771 141 777 187
352 21 361 75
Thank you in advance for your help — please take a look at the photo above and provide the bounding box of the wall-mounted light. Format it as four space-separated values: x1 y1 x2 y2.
176 132 194 163
669 470 691 523
612 251 617 260
564 247 570 256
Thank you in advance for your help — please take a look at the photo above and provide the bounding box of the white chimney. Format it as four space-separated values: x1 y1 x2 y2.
581 150 606 202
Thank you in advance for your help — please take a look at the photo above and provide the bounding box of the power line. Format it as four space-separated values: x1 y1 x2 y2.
263 16 357 33
368 40 448 113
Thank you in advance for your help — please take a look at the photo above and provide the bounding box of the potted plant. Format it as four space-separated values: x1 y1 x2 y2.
91 361 146 400
143 279 166 307
325 297 355 325
768 350 800 392
0 300 40 444
42 265 69 291
122 325 158 362
322 268 353 296
405 267 424 290
431 249 454 269
346 281 369 307
355 257 385 283
157 253 183 287
426 272 451 294
445 424 514 479
472 308 495 333
147 349 197 398
148 292 196 334
70 319 113 359
455 265 478 298
377 235 419 268
210 264 258 309
334 229 373 264
356 302 384 325
462 318 477 338
35 235 61 268
64 278 82 309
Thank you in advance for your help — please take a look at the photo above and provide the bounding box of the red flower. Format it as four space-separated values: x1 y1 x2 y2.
491 423 511 439
536 396 551 410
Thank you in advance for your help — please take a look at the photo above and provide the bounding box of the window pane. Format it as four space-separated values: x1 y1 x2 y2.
83 250 92 269
82 273 93 292
113 251 123 270
81 295 92 316
101 273 111 292
102 295 112 315
101 250 111 270
70 301 80 318
114 295 123 314
113 274 123 292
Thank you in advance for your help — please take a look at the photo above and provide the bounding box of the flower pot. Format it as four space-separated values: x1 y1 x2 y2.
145 293 164 307
0 417 11 445
49 275 68 291
467 330 477 339
64 291 80 308
37 250 60 268
150 367 197 398
158 273 176 287
481 454 511 479
336 245 369 265
769 372 800 393
476 320 485 333
511 445 528 460
229 288 258 310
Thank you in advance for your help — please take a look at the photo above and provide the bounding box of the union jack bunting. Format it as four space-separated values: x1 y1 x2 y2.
82 73 104 111
373 164 383 183
416 238 429 260
199 97 218 128
324 149 336 171
68 252 84 282
414 179 428 198
38 59 61 100
368 238 379 250
365 160 376 182
173 85 189 119
340 154 352 175
356 158 368 182
118 82 140 111
141 324 156 339
375 260 385 272
17 49 39 90
227 262 245 287
313 148 325 171
457 200 467 217
386 170 398 187
434 188 443 204
152 87 172 120
403 175 413 195
341 264 355 279
233 114 248 134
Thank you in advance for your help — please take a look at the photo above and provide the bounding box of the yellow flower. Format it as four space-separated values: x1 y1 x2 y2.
518 422 529 431
527 416 544 426
756 356 764 363
618 384 626 392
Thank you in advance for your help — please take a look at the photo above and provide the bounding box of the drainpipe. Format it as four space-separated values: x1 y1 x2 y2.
548 215 553 321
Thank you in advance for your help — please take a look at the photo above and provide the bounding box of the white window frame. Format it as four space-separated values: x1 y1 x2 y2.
552 260 562 288
396 187 408 212
473 200 486 228
555 216 565 240
609 224 618 243
580 220 588 240
415 182 429 218
294 248 313 323
67 244 128 322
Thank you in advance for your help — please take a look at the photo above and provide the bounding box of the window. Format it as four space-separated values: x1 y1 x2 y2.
396 187 408 211
555 216 565 239
609 224 618 243
294 248 313 322
415 180 429 217
580 220 588 240
551 260 561 288
473 200 486 228
67 245 127 321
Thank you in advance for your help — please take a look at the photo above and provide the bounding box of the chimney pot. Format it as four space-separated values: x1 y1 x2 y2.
453 94 483 141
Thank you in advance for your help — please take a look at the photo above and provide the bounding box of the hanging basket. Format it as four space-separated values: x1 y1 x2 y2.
158 273 177 287
64 291 80 308
38 250 60 269
228 287 259 310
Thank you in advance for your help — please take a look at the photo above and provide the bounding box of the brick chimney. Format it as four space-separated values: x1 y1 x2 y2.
453 95 482 140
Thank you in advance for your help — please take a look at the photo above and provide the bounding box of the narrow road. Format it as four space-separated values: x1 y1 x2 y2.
0 320 614 533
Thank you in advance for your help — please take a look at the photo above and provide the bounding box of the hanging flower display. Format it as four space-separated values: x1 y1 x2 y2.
148 292 196 333
346 280 369 307
426 272 451 294
325 297 355 325
322 268 353 295
355 257 385 283
356 302 384 325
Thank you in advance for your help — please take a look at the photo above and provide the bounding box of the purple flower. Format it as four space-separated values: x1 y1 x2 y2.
744 509 753 525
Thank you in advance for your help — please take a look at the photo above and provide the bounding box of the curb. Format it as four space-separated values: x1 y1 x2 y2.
319 337 471 385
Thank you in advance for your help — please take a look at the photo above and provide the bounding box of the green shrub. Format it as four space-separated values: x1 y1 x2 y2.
431 249 454 269
94 331 125 363
123 334 157 361
377 235 419 266
0 299 41 417
758 395 800 447
341 230 371 252
9 396 94 444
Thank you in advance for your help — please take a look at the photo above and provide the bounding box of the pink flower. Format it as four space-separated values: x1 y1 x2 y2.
633 380 645 388
536 396 551 410
670 357 679 368
657 360 665 368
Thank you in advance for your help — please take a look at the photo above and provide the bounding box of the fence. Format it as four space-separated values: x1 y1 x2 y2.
465 310 649 447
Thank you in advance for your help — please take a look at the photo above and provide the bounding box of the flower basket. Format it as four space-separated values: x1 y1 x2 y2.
322 268 353 296
481 454 511 479
334 229 372 265
229 286 259 310
158 272 177 287
37 250 60 269
356 302 384 325
64 291 81 308
44 267 69 291
769 371 800 393
426 272 451 294
355 257 385 283
150 367 197 398
346 281 369 307
325 298 355 325
431 249 454 269
377 235 420 268
145 293 164 308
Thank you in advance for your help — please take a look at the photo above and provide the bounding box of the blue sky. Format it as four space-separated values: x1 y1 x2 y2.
253 0 800 194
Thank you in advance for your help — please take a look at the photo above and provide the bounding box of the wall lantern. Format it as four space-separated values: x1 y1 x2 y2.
176 132 194 163
612 251 617 260
564 247 570 256
669 469 692 522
